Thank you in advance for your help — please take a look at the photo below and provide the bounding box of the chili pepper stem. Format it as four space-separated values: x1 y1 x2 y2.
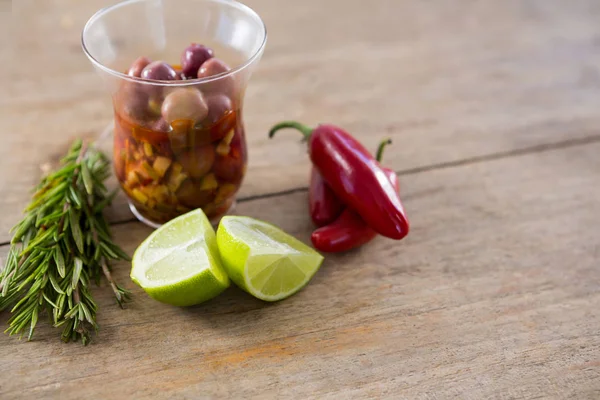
268 121 313 140
376 138 392 162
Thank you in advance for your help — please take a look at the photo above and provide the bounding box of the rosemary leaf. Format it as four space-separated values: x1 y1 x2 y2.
72 258 83 290
70 210 84 254
81 161 94 195
22 226 56 255
28 306 39 340
37 208 66 228
43 293 59 309
45 163 77 181
64 304 79 319
80 303 94 325
100 242 119 259
10 215 35 244
54 247 66 278
68 185 82 208
48 272 65 295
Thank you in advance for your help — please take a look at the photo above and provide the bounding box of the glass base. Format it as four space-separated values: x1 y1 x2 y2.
128 200 237 229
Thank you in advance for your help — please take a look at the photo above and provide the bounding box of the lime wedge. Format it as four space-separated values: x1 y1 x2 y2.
131 209 229 306
216 216 324 302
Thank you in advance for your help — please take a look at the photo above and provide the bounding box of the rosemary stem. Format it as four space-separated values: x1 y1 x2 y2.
101 259 123 307
0 139 131 345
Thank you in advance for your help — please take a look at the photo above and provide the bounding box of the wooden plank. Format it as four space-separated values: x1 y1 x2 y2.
1 142 599 399
4 0 600 240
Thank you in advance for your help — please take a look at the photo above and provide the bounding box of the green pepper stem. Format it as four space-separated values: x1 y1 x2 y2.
376 138 392 162
268 121 313 140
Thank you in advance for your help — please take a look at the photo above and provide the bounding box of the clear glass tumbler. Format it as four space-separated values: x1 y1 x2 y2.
82 0 266 227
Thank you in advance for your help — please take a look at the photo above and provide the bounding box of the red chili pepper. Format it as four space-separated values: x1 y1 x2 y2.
309 167 344 226
311 139 403 252
269 121 409 239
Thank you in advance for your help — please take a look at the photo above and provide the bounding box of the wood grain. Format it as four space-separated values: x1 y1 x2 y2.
1 142 599 399
3 0 600 398
4 0 600 240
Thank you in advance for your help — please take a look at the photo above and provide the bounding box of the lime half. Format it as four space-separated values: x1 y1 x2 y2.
131 209 229 306
216 216 324 302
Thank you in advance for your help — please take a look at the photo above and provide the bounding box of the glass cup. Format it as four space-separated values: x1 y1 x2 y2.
82 0 266 227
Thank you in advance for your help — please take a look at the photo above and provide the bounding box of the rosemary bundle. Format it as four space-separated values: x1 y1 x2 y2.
0 139 130 345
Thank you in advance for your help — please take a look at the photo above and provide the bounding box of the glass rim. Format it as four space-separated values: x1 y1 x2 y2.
81 0 267 87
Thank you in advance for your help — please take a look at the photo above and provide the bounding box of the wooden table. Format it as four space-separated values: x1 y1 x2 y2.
2 0 600 398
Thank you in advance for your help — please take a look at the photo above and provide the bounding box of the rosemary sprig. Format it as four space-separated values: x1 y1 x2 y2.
0 139 131 345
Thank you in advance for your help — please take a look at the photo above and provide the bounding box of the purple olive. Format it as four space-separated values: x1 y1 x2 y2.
177 146 216 179
127 56 151 77
117 82 150 121
161 88 208 124
198 58 235 97
181 44 214 79
141 61 177 81
197 58 230 78
204 94 233 126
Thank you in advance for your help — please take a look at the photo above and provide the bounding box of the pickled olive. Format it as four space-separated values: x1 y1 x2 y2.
197 58 235 97
161 88 208 124
128 56 151 77
168 129 191 152
176 179 215 208
197 58 230 78
204 94 233 126
141 61 178 81
116 82 150 121
209 109 237 142
181 43 214 79
176 146 215 179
